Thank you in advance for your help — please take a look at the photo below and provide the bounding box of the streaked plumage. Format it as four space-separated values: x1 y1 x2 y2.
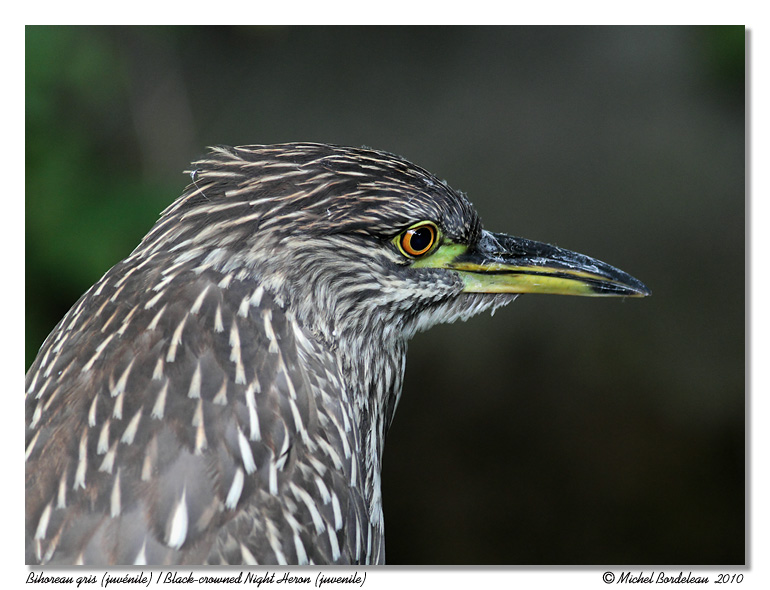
26 143 648 565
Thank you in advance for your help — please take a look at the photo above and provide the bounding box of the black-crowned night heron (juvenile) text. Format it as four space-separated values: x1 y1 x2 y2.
26 143 649 565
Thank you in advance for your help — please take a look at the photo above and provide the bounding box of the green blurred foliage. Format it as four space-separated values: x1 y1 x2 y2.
699 25 745 93
26 27 172 367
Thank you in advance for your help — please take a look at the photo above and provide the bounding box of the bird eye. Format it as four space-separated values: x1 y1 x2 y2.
398 222 438 258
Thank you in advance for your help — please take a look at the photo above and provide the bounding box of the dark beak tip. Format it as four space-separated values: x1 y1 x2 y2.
627 286 651 298
623 275 651 297
592 281 650 298
603 274 651 298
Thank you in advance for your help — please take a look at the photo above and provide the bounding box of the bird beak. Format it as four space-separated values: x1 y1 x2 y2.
417 230 650 297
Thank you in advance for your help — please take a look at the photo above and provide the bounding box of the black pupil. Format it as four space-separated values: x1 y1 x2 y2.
409 226 433 253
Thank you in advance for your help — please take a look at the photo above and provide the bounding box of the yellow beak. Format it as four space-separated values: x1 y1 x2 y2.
416 231 650 298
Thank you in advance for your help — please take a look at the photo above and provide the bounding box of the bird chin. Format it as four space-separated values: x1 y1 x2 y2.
459 292 519 320
407 292 518 338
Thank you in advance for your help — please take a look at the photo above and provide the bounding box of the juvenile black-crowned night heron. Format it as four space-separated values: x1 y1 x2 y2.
26 143 649 565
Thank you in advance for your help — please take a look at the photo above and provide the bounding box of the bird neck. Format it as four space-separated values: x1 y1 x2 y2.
344 332 406 444
344 333 407 531
291 312 407 531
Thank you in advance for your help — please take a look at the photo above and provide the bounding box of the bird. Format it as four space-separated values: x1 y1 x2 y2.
25 142 649 565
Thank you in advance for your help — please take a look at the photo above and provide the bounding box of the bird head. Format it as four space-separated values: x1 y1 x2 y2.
136 143 649 350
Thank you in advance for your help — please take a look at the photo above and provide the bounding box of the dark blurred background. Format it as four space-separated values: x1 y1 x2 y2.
25 26 744 565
